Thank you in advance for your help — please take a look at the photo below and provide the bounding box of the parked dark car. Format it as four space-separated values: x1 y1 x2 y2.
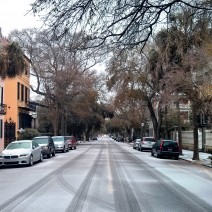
117 137 124 142
151 139 180 160
65 136 77 150
33 136 56 158
138 137 155 151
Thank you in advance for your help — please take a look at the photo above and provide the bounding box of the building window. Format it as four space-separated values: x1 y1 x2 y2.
25 63 29 75
0 86 3 104
17 82 20 100
25 87 28 103
0 119 2 138
21 84 24 101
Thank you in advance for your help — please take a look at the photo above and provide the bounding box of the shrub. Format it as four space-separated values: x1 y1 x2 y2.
17 128 40 140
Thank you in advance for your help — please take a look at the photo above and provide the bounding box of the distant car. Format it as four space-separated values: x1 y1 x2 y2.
65 136 77 150
133 139 141 149
151 139 180 160
117 137 124 142
33 136 56 158
138 137 155 151
0 140 43 167
52 136 69 153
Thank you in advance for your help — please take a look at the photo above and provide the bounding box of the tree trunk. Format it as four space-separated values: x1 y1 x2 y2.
192 103 199 160
176 100 182 155
164 106 169 139
147 99 158 140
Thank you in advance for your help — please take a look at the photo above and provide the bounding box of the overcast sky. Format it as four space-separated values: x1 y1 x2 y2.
0 0 42 36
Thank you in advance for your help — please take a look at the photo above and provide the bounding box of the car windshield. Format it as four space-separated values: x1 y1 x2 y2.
163 140 177 147
144 138 155 142
6 142 31 149
33 138 48 144
52 137 64 142
65 137 72 140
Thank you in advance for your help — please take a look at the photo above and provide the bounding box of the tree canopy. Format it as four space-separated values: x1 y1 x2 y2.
31 0 212 50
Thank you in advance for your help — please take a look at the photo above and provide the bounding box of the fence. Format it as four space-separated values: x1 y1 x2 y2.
181 130 212 153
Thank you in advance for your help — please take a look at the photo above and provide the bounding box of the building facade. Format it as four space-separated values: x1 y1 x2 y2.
0 56 36 151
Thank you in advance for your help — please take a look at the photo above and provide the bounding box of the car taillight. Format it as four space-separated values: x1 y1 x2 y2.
160 141 163 150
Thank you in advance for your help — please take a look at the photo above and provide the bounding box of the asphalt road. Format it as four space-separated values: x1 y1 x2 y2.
0 136 212 212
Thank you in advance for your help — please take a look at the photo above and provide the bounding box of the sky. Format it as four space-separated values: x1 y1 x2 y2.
0 0 42 36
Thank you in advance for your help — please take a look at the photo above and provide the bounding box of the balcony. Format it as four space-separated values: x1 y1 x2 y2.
18 101 36 112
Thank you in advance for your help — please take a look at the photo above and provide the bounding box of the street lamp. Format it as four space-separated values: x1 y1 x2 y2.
141 123 144 138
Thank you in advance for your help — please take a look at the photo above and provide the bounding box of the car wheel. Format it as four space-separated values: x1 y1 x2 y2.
156 151 160 158
140 147 143 152
40 152 43 162
151 150 154 156
47 150 51 158
74 146 76 149
29 155 33 166
175 155 179 160
63 146 66 153
67 147 69 152
52 149 55 156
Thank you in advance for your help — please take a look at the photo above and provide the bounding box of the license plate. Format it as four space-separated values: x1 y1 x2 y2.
168 148 172 151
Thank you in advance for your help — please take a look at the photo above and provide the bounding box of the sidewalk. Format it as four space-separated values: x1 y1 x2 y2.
180 149 212 168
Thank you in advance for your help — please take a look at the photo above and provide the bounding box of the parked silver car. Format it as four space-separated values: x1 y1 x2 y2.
138 137 155 151
0 140 43 167
52 136 69 153
133 139 141 149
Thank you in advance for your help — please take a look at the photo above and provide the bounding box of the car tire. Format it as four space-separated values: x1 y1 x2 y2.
63 146 66 153
140 147 143 152
40 152 43 162
156 151 160 158
29 155 33 166
47 151 51 158
151 150 154 156
74 146 76 149
52 149 55 156
175 155 179 160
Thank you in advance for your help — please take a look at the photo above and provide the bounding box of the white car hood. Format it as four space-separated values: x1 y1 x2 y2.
54 141 64 144
3 149 31 155
38 144 47 147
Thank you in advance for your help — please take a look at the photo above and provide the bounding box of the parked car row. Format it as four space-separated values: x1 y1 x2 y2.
0 135 78 167
132 137 180 160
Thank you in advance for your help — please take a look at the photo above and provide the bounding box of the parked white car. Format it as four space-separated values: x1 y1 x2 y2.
0 140 43 167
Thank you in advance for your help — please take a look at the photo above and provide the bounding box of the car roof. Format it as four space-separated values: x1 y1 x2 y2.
143 137 154 138
11 140 32 143
33 136 49 138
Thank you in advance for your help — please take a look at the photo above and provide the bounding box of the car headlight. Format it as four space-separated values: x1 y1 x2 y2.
20 154 29 157
42 146 48 150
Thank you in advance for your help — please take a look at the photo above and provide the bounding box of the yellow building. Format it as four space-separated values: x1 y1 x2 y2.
2 56 35 149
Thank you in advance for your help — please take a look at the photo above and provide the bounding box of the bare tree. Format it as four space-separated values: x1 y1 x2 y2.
159 8 212 159
31 0 212 50
9 28 100 135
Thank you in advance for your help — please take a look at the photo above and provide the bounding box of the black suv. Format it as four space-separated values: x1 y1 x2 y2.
33 136 56 158
151 139 180 160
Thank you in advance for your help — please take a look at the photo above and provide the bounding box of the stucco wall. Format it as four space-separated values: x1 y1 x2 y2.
182 130 212 153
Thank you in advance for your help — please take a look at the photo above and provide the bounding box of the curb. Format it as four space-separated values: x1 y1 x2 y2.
180 157 212 168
